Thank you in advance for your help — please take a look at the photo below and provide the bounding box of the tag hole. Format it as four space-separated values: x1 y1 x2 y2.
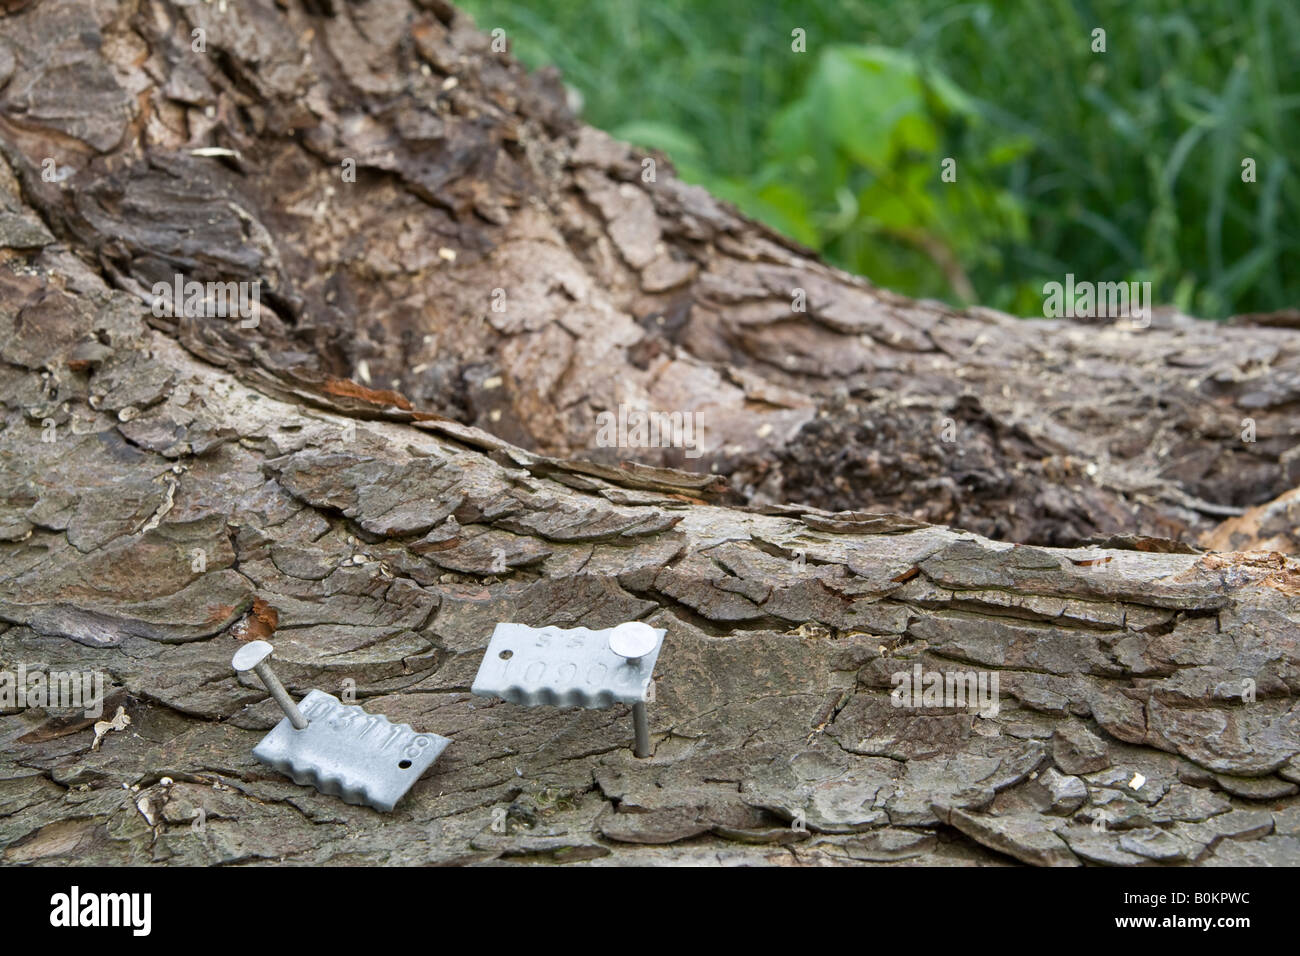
499 650 513 659
398 760 412 769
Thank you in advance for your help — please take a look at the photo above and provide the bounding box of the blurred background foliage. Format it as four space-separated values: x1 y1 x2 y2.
459 0 1299 319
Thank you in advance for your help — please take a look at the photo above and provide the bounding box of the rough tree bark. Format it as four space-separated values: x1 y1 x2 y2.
0 0 1297 866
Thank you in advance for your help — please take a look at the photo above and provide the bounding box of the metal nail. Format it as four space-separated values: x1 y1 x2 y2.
232 640 309 730
629 702 650 758
608 622 658 758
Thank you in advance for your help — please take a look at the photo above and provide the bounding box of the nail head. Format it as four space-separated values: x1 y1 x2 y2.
608 622 658 661
232 639 274 672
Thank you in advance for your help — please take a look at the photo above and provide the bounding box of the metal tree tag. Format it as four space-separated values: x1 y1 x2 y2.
471 622 665 757
233 641 449 812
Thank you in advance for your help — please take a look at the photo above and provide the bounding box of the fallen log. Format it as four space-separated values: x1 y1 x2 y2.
0 0 1296 866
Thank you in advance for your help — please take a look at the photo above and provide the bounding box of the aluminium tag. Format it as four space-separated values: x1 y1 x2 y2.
251 690 450 812
471 622 665 708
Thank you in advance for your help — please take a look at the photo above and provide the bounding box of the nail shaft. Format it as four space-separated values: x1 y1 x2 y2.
606 621 660 758
631 701 650 758
254 661 309 730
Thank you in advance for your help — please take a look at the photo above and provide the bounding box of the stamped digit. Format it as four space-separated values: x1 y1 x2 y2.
403 736 432 759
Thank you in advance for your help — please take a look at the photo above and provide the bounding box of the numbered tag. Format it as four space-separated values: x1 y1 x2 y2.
471 623 665 709
251 690 450 812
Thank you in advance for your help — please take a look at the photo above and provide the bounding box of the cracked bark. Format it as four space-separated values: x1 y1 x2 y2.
0 0 1298 866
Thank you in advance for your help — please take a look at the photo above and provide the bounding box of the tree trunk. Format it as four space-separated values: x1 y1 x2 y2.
0 0 1296 866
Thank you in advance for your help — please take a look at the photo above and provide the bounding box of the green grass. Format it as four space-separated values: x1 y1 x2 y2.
459 0 1299 318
